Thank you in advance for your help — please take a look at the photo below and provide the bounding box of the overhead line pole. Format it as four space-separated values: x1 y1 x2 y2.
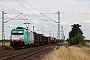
2 11 24 47
2 11 5 47
57 11 60 40
41 11 61 40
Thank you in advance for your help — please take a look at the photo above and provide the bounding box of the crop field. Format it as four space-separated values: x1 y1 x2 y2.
0 40 10 46
0 40 11 50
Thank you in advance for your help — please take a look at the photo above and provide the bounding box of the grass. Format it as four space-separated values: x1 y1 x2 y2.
43 42 90 60
85 50 90 55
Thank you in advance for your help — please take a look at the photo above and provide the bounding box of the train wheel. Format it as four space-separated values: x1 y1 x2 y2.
14 48 18 50
25 44 29 48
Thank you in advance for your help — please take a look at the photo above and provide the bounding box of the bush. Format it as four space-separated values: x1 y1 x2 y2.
68 33 86 46
68 24 86 46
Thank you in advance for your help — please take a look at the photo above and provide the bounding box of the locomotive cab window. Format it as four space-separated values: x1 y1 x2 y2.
12 31 17 35
18 31 23 35
12 31 23 35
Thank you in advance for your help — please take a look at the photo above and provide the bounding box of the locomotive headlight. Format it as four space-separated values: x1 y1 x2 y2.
21 40 23 41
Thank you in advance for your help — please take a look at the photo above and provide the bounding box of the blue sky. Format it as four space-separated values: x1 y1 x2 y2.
0 0 90 40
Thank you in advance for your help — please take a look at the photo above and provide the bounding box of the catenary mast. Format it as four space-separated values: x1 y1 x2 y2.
57 11 60 40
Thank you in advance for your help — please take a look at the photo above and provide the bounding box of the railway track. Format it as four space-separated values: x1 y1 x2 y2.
0 44 55 60
0 49 14 54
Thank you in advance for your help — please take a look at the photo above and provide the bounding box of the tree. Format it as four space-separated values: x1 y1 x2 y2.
68 24 85 45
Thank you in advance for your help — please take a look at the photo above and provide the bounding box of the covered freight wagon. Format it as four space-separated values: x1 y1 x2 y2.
45 36 51 44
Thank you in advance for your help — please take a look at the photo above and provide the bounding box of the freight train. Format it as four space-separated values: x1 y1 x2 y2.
10 27 57 49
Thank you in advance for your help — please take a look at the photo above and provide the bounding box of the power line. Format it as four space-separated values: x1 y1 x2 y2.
4 13 23 23
24 0 57 23
24 0 57 28
15 0 58 37
24 0 42 14
15 0 51 28
23 0 56 23
15 0 41 19
41 13 56 22
0 4 21 13
0 1 41 28
0 4 26 21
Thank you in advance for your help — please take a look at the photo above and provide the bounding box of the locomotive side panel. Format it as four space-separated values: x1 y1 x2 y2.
26 31 34 45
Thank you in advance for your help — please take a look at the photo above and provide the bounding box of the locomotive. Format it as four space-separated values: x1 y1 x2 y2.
10 27 57 49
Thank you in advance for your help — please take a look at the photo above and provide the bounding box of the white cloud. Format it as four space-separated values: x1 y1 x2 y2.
5 14 15 19
75 0 90 1
0 6 2 10
4 13 28 21
23 11 42 17
44 25 48 28
32 20 39 24
23 11 31 16
34 27 38 31
82 20 90 25
61 22 69 26
79 11 90 14
9 25 13 27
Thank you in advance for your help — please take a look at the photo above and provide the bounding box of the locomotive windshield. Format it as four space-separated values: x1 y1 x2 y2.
12 31 23 35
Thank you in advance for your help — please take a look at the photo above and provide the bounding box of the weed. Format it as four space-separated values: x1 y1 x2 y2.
85 50 90 55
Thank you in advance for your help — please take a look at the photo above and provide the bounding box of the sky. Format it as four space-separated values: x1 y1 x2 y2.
0 0 90 40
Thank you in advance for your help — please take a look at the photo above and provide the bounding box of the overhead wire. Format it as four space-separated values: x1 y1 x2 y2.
15 0 58 36
24 0 47 19
15 0 41 19
0 1 56 23
0 4 30 25
0 0 56 29
24 0 41 14
24 0 57 22
4 13 23 23
24 0 57 28
14 0 48 31
15 0 51 28
0 4 21 13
